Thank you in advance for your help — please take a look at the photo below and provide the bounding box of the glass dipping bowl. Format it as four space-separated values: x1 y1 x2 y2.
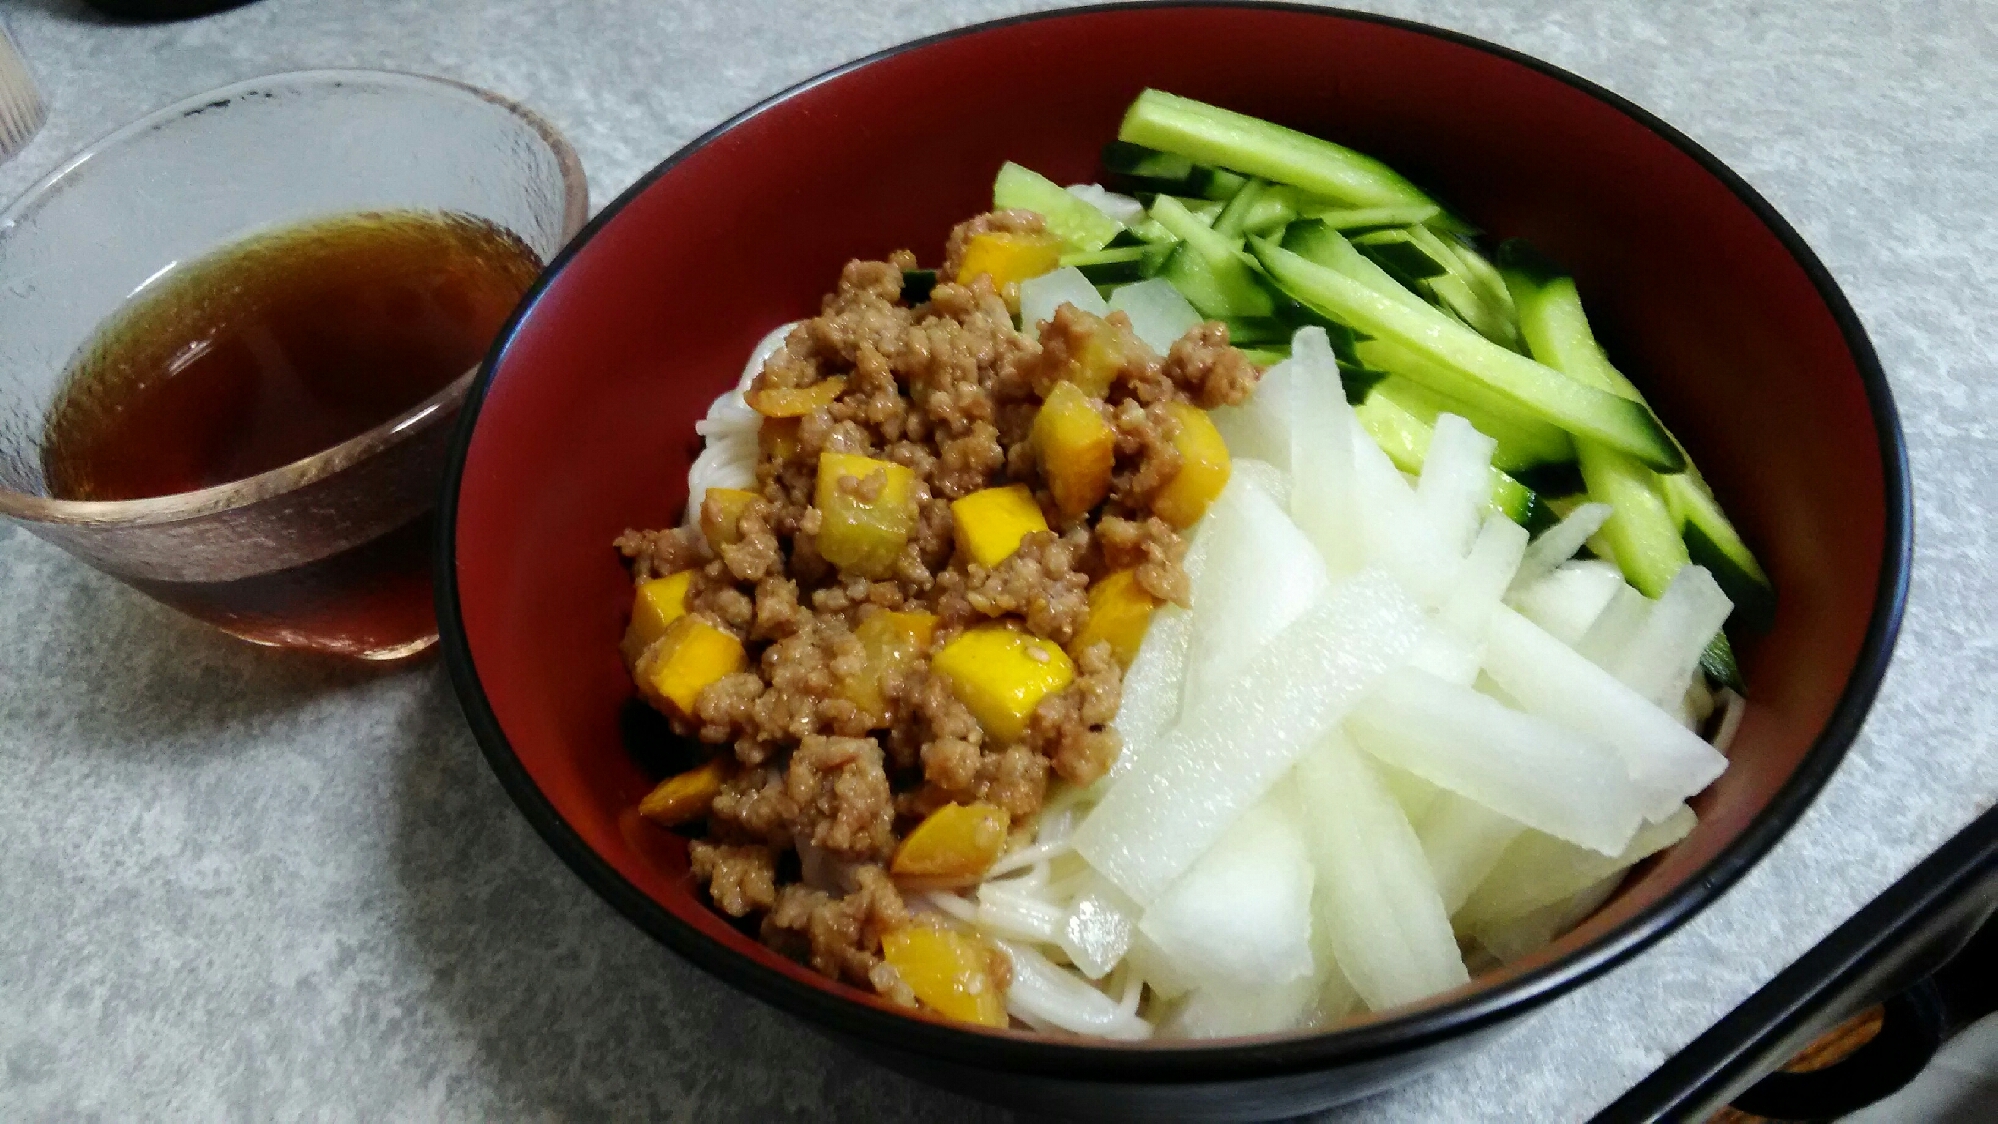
0 69 587 660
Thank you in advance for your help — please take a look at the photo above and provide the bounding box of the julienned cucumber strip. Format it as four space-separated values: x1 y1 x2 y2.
1668 473 1777 631
1120 89 1469 231
1250 236 1684 471
1576 443 1689 598
1506 254 1775 626
1211 177 1268 238
1351 386 1538 526
1281 219 1432 314
1150 195 1275 317
1368 368 1574 475
1701 631 1745 693
1308 204 1442 230
992 162 1124 252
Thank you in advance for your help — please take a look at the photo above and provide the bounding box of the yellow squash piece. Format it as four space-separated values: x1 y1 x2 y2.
623 570 694 666
881 926 1008 1028
815 452 919 579
1031 382 1115 517
759 416 802 463
699 487 760 548
746 375 847 418
843 610 938 726
890 802 1010 884
932 624 1075 743
1153 401 1231 527
950 484 1049 569
1070 569 1159 666
638 615 746 718
954 231 1063 291
637 759 728 827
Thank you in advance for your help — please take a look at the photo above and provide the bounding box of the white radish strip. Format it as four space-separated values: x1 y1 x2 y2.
1610 565 1734 708
1020 266 1109 333
1108 605 1191 780
998 940 1153 1040
1415 793 1527 916
1417 414 1499 559
1439 515 1531 642
1060 874 1139 980
1376 762 1446 829
1166 975 1322 1039
1457 804 1697 932
1407 629 1481 687
1508 502 1614 594
1475 873 1624 964
1229 456 1292 509
1349 667 1643 857
1295 732 1470 1011
1287 328 1367 577
1126 931 1193 1001
1181 472 1330 709
1575 584 1654 670
1211 356 1301 470
1138 798 1315 989
975 884 1066 944
1108 278 1202 354
1712 689 1748 756
1350 426 1461 605
1485 608 1728 821
1074 569 1428 905
1509 559 1625 646
1065 183 1146 225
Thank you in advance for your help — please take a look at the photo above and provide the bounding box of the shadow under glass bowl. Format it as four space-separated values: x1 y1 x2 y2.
437 5 1911 1118
0 68 586 659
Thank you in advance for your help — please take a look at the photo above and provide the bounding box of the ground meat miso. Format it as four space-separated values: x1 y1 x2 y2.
616 212 1262 1014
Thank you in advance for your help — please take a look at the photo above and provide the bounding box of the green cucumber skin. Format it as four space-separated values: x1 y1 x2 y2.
1150 195 1276 318
1700 632 1746 693
1119 89 1467 230
901 269 938 304
1577 443 1689 599
1674 475 1777 631
1507 250 1776 630
1250 236 1683 471
1352 387 1537 526
1368 369 1573 474
993 162 1123 252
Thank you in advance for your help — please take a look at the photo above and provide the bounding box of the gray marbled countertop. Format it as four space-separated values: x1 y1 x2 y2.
1 1 1992 1119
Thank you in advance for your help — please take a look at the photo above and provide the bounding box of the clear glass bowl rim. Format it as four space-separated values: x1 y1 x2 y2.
0 67 589 528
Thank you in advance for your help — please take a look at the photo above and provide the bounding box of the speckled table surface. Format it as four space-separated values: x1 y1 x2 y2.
0 0 1991 1119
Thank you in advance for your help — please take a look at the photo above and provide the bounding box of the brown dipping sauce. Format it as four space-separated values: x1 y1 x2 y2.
41 211 541 656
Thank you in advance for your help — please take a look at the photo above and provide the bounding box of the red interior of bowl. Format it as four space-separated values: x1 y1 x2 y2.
450 6 1892 1039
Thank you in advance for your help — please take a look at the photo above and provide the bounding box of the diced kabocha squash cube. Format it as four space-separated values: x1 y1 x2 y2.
950 484 1049 569
1152 401 1231 527
880 925 1009 1028
746 375 847 418
1069 569 1160 666
637 758 729 827
637 615 746 718
890 802 1011 884
699 487 760 548
760 416 803 463
1031 382 1115 517
842 610 938 725
1042 308 1144 397
954 230 1063 291
622 570 694 666
931 624 1076 743
815 452 919 579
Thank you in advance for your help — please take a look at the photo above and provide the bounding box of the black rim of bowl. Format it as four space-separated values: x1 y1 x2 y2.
435 0 1913 1085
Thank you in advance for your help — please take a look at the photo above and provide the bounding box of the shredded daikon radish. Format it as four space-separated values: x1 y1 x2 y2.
1508 502 1613 593
1073 569 1426 905
1019 266 1108 331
